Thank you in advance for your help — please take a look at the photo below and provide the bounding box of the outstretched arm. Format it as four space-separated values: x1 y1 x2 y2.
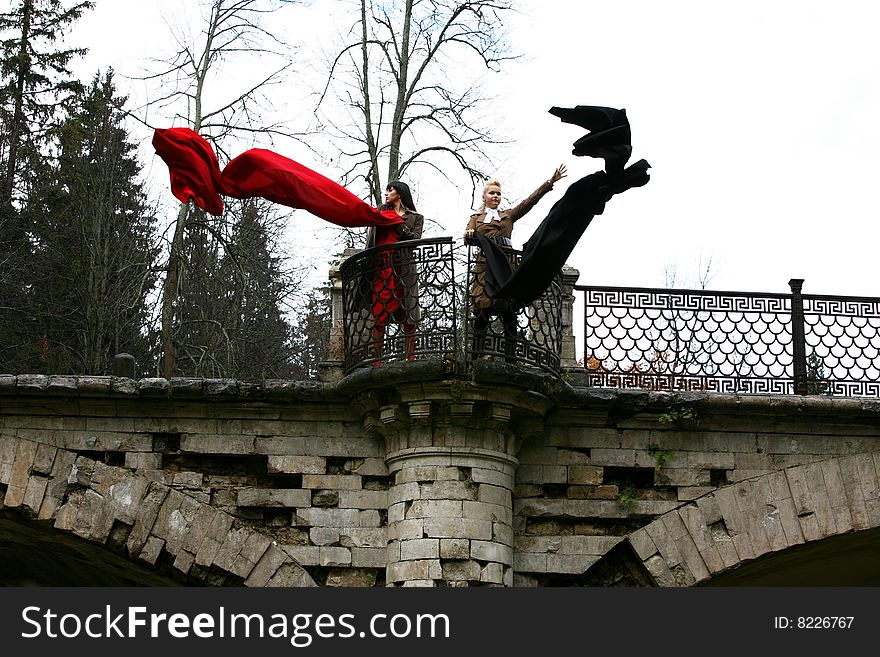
549 164 568 185
508 164 568 222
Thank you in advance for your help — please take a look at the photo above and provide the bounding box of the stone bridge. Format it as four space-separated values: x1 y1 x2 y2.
2 363 879 587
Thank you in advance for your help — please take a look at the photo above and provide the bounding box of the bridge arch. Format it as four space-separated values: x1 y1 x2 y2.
0 438 315 587
619 452 880 585
0 511 182 586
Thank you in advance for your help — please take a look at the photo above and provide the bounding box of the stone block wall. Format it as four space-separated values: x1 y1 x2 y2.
386 455 516 587
2 369 880 586
0 375 393 586
511 381 880 585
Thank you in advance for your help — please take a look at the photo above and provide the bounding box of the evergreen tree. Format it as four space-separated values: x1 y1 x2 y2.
0 0 94 210
18 70 159 374
289 287 331 381
221 200 299 381
0 0 94 373
172 209 228 378
173 199 302 381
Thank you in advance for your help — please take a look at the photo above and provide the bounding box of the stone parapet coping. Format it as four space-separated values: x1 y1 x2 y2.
2 362 879 418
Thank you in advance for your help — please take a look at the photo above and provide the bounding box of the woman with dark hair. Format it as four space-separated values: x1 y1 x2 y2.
365 181 424 365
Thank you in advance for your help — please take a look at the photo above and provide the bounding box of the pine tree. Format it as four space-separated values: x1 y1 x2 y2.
172 199 302 381
0 0 94 209
18 70 159 375
289 287 331 381
172 210 227 378
221 200 299 381
0 0 94 373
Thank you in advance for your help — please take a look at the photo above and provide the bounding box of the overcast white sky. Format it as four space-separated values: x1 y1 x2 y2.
68 0 880 299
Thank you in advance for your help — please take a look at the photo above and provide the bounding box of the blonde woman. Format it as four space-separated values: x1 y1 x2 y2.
464 166 566 361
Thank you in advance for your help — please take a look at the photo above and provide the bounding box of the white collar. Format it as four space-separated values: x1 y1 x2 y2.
483 208 501 223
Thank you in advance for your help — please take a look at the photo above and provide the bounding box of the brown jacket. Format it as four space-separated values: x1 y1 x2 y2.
466 180 555 309
466 180 554 240
365 210 424 248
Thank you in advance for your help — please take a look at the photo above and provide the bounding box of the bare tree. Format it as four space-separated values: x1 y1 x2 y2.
649 255 721 383
138 0 301 378
313 0 517 210
663 253 718 291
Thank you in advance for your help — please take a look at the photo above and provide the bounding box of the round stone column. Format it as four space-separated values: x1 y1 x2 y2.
385 444 516 587
362 380 545 587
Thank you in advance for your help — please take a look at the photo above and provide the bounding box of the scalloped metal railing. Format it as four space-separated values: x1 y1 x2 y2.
577 279 880 396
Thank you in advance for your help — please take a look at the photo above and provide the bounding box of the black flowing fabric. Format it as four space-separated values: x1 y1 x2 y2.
474 105 650 307
549 105 633 173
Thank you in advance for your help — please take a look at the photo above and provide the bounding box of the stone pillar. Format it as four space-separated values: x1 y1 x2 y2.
360 379 548 587
318 248 359 382
560 264 580 368
113 353 137 379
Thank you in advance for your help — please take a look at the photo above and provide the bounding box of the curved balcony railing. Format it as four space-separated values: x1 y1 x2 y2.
338 238 565 376
340 237 458 372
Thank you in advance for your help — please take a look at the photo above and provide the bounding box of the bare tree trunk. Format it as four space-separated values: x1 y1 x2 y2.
359 0 382 205
161 202 190 378
147 0 296 378
387 0 414 185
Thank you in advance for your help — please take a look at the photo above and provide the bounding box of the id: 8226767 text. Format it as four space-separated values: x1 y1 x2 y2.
773 617 854 629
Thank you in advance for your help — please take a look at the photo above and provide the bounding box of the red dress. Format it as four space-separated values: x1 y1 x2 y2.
370 226 403 326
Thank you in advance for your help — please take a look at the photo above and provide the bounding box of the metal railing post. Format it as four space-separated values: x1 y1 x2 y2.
789 278 808 395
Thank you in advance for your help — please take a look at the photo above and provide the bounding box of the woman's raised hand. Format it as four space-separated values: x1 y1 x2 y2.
550 164 568 185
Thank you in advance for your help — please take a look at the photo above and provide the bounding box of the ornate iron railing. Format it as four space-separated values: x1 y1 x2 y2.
462 243 563 375
338 239 564 375
340 237 458 371
577 279 880 396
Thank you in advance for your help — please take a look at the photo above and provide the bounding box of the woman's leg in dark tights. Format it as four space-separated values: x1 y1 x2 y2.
471 308 491 360
500 309 518 363
471 307 517 362
371 322 385 366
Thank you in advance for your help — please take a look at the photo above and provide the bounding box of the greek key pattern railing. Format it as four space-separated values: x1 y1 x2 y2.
803 294 880 396
340 238 458 372
463 244 563 375
578 282 880 396
338 239 564 375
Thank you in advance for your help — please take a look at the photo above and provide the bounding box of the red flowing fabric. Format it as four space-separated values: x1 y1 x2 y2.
152 127 227 216
152 127 403 228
